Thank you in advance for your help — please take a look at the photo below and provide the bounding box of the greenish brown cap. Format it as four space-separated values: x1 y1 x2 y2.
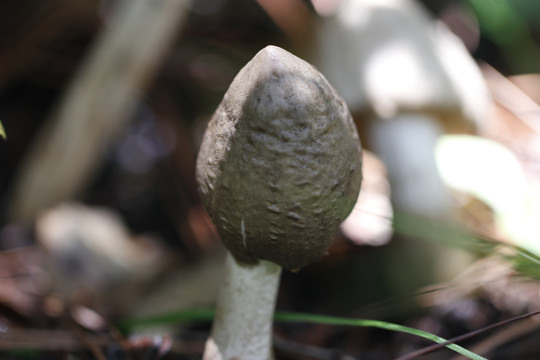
196 45 362 270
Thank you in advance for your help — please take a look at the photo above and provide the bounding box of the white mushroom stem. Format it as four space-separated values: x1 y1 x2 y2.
203 252 282 360
369 114 452 218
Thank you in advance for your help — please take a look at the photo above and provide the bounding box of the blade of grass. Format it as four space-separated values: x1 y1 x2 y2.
117 308 486 360
117 307 214 331
394 211 540 279
274 312 486 360
395 309 540 360
0 121 5 140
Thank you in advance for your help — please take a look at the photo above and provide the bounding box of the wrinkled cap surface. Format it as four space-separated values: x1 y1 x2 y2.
196 45 362 270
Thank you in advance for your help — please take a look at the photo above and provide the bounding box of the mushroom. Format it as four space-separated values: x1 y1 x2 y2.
313 0 492 218
36 202 164 314
196 45 362 359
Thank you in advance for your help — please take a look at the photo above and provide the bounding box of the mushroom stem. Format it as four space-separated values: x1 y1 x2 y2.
369 113 452 218
203 252 282 360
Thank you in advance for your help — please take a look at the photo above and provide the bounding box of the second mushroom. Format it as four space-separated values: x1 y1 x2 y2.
196 45 363 360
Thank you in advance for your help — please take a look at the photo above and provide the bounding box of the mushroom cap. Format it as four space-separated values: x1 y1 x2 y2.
196 45 362 270
315 0 491 131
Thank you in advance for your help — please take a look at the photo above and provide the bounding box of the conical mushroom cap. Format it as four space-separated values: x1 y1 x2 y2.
196 45 362 270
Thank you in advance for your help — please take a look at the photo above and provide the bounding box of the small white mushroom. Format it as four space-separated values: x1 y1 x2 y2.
314 0 492 218
196 45 362 360
36 203 164 312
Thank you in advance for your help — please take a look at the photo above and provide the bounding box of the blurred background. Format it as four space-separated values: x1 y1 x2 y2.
1 0 540 359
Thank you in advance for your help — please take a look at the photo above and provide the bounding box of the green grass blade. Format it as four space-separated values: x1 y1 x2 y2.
393 211 540 280
117 307 214 330
0 121 5 140
118 308 486 360
274 311 486 360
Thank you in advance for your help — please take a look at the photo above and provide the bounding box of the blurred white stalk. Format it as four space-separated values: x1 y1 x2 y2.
10 0 190 223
